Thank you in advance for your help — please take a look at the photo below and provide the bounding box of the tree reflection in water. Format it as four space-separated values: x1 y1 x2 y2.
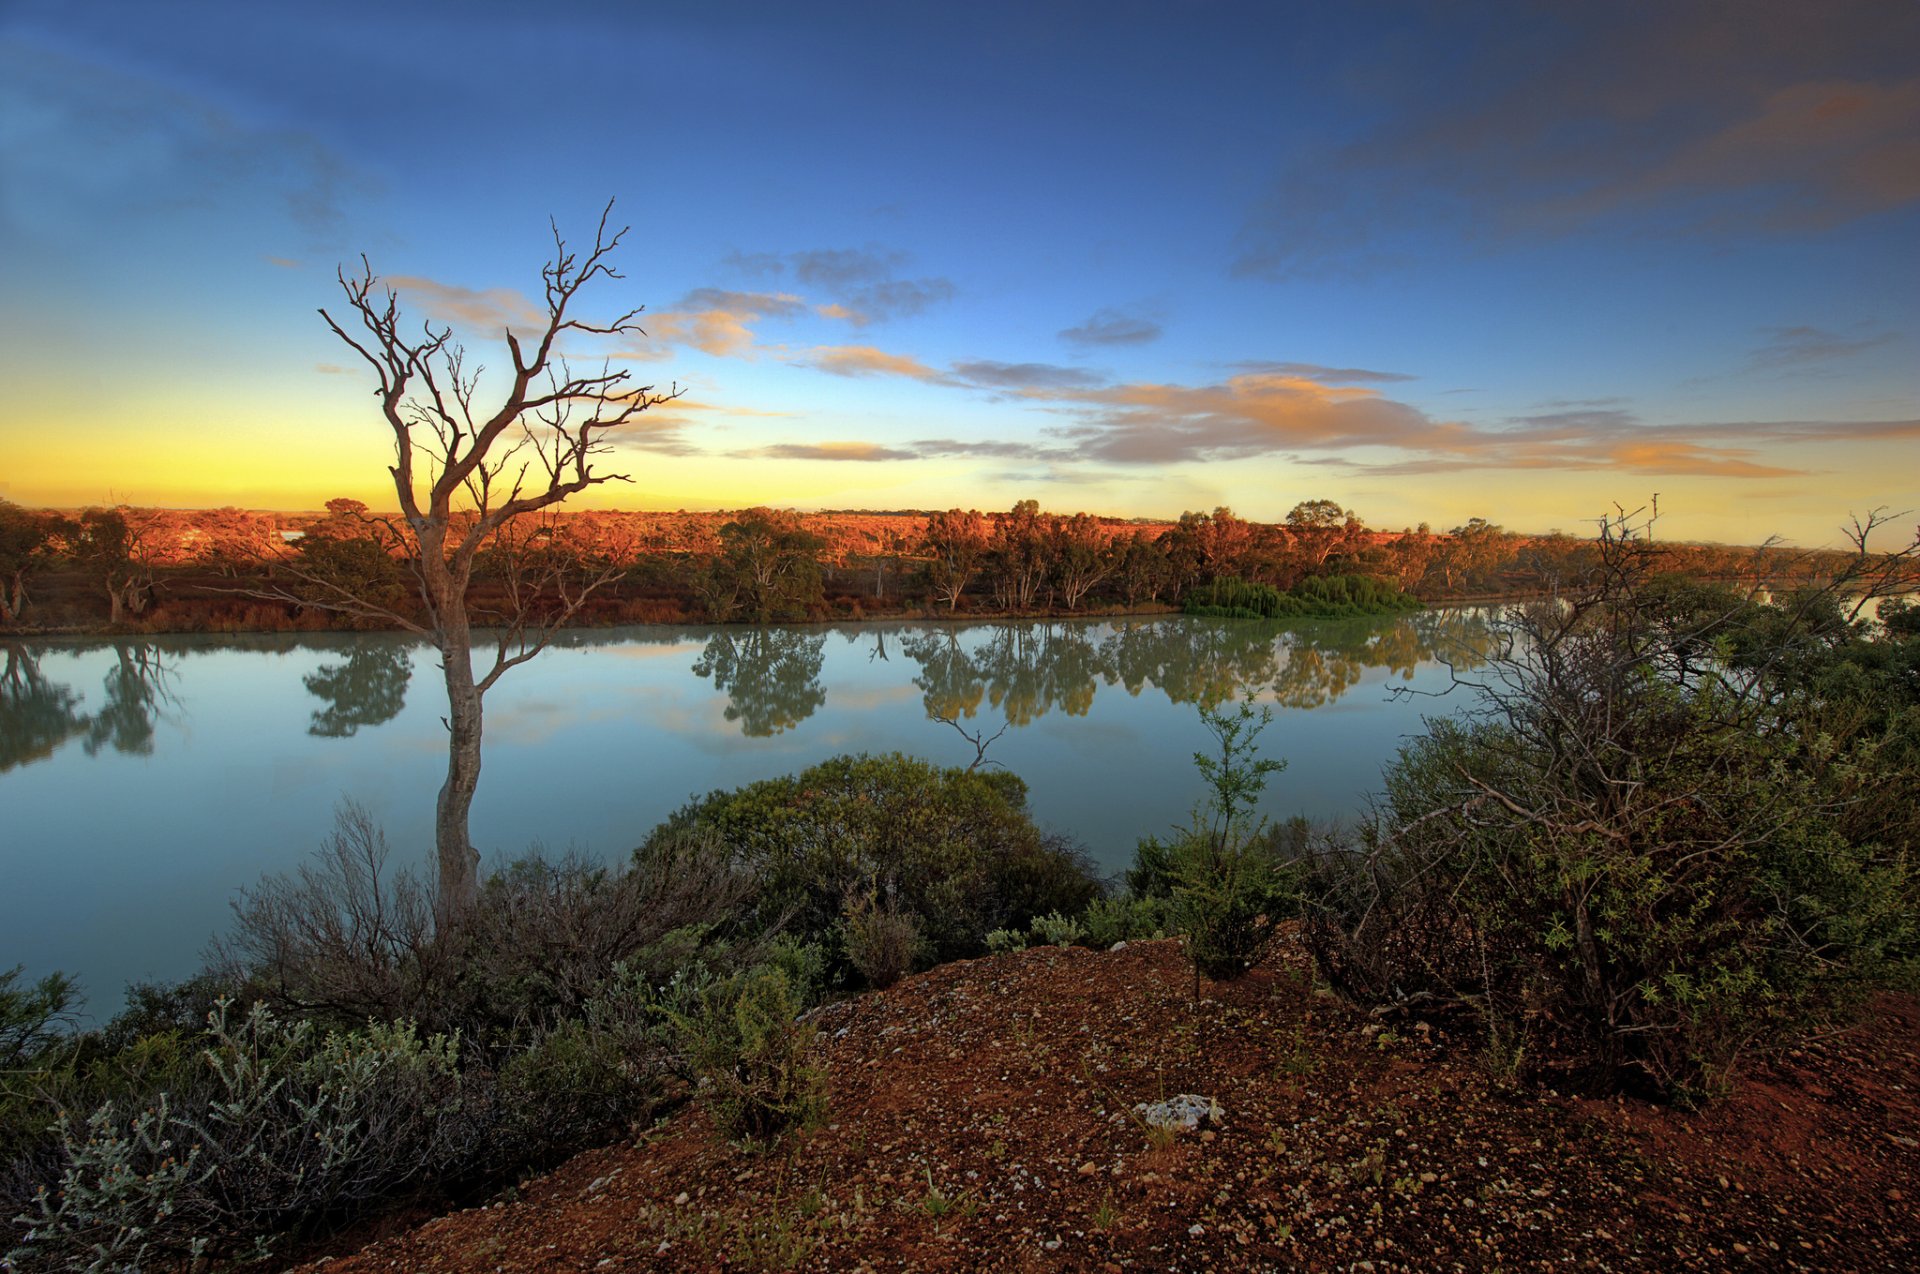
303 644 414 737
0 645 88 773
692 627 827 736
0 642 180 770
896 611 1495 726
82 644 177 758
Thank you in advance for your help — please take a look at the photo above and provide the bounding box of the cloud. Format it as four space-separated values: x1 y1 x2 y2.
801 345 950 381
384 275 548 333
314 363 347 375
769 333 1902 481
265 255 302 269
726 244 954 324
1749 324 1896 369
911 438 1063 461
1228 360 1416 384
1027 368 1834 478
0 39 366 246
1233 1 1920 276
757 441 920 462
645 289 807 357
1060 308 1163 347
1506 408 1641 433
950 360 1107 391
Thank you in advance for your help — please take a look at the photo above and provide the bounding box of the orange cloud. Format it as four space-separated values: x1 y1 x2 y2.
803 344 950 381
384 275 546 332
758 441 920 462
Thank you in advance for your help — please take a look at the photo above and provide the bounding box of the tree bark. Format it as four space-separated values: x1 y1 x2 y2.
434 628 484 928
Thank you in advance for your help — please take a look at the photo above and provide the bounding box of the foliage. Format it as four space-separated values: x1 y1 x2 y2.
1300 511 1920 1100
638 753 1101 980
668 966 825 1145
0 968 76 1072
0 501 59 626
1028 911 1087 947
709 509 827 623
1184 573 1421 620
8 1001 471 1270
1142 702 1299 981
920 509 990 611
1079 895 1172 947
839 889 922 990
984 928 1029 954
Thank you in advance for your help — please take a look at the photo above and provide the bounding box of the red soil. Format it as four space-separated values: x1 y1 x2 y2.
299 937 1919 1272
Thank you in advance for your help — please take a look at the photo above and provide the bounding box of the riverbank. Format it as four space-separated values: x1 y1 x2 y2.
295 935 1920 1272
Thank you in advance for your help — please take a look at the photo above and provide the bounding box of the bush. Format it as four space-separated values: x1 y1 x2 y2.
1184 574 1421 620
669 966 825 1146
840 889 921 990
984 928 1029 954
1080 895 1170 947
1029 911 1087 946
0 968 77 1071
1135 702 1299 982
637 753 1101 977
8 1001 473 1270
1301 513 1920 1100
217 806 755 1043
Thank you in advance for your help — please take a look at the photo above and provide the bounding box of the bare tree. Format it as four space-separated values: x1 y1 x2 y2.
287 203 677 926
1835 507 1920 621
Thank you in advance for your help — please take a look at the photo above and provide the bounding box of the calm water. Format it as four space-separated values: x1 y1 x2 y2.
2 612 1493 1013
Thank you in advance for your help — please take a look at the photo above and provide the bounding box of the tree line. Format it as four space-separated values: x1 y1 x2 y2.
1 496 1895 635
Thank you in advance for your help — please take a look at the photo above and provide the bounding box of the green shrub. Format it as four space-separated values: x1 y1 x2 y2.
1301 515 1920 1100
8 1001 471 1269
0 968 76 1072
1142 701 1299 981
840 890 922 990
1080 895 1170 947
1184 574 1421 620
984 928 1029 954
1029 911 1087 946
637 753 1101 976
670 966 825 1146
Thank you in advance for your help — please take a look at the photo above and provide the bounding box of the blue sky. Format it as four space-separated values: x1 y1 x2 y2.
1 0 1915 545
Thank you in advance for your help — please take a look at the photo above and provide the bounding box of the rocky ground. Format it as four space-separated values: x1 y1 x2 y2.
298 937 1920 1272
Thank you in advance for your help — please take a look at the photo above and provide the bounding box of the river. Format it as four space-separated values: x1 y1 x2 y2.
2 611 1495 1013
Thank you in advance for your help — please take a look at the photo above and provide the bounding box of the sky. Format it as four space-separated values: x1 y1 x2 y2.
1 0 1915 547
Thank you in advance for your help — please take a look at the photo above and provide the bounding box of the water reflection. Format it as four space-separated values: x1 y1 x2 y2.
691 628 827 736
885 611 1496 730
1 613 1495 765
1 645 88 772
303 645 413 737
0 643 179 772
83 645 176 757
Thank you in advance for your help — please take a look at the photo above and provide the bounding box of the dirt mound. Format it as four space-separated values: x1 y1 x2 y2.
299 938 1919 1272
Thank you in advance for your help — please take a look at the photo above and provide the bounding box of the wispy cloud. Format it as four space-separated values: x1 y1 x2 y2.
769 343 1903 479
384 275 547 333
1233 2 1920 277
755 441 919 462
1059 308 1162 347
801 344 950 381
645 288 807 357
1749 324 1896 369
950 360 1106 391
0 40 367 247
726 244 954 324
1228 360 1416 384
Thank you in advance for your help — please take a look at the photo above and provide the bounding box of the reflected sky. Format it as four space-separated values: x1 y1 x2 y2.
2 612 1489 1014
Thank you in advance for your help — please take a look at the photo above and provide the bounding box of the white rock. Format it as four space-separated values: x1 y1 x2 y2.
1134 1094 1224 1131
